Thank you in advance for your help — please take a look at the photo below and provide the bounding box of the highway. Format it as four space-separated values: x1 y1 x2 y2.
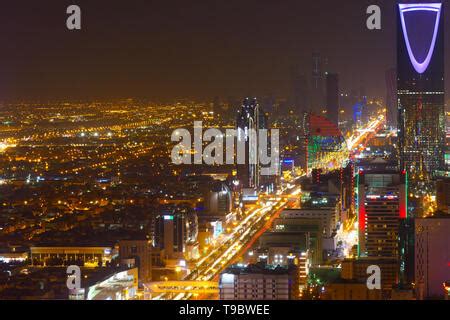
149 115 385 300
150 184 301 300
347 114 385 152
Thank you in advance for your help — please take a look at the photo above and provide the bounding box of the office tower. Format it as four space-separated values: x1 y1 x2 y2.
257 109 277 192
155 213 183 260
397 3 446 178
385 68 397 128
154 206 198 261
415 215 450 299
118 239 152 282
290 66 309 113
356 166 407 258
312 53 322 89
219 263 300 300
311 52 324 110
326 73 339 126
236 97 267 189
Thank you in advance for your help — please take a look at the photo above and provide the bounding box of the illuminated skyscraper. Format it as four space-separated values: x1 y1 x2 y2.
356 162 407 258
311 52 325 110
236 98 267 189
290 67 309 114
397 3 446 178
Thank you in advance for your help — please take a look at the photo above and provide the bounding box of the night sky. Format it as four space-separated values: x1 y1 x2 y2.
0 0 448 102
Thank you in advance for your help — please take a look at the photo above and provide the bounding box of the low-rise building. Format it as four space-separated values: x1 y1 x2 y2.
219 263 299 300
322 279 382 300
69 267 138 300
341 258 399 295
30 246 113 267
119 239 152 283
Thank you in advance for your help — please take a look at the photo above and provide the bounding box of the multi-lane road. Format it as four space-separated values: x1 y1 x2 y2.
150 184 301 300
150 114 385 300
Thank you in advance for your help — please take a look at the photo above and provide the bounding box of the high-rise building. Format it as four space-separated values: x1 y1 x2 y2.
397 3 446 178
356 165 407 258
326 73 339 126
154 206 198 261
290 67 309 114
155 213 183 259
236 98 267 189
311 52 325 110
415 214 450 299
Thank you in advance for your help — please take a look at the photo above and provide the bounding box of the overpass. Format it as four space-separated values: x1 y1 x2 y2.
145 281 219 294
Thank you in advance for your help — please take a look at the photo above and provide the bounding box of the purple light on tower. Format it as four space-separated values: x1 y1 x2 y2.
399 3 442 74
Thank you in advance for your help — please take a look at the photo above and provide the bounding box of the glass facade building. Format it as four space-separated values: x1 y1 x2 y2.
236 98 268 189
397 3 446 179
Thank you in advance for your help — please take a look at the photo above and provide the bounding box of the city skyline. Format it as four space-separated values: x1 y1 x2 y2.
0 1 449 305
1 0 448 102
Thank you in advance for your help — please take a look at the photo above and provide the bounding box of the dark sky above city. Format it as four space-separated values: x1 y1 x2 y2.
0 0 448 102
